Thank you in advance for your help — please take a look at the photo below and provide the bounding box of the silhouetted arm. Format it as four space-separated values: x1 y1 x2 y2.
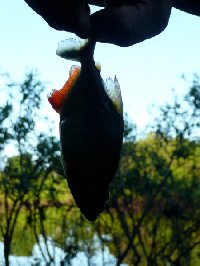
24 0 91 38
88 0 104 6
90 0 173 46
173 0 200 16
24 0 173 47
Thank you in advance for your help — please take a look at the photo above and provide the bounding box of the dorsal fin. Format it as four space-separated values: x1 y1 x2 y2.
104 76 123 115
48 65 81 113
56 38 88 62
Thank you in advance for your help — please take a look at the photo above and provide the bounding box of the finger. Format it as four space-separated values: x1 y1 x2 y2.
90 0 172 47
25 0 91 37
53 0 91 37
173 0 200 16
88 0 105 6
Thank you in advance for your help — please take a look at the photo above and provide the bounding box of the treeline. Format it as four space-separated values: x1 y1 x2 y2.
1 71 200 265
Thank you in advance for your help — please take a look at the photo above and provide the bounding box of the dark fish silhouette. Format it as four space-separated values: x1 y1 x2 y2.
48 38 124 221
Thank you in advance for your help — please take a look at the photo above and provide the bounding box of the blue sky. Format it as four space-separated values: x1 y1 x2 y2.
1 0 200 130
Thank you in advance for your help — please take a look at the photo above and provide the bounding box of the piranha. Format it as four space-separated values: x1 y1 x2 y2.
48 38 124 221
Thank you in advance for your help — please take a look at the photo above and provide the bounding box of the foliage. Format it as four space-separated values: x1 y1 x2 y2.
96 74 200 266
1 71 200 265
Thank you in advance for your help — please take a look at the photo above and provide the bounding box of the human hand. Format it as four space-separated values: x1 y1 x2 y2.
173 0 200 16
90 0 172 46
24 0 91 38
25 0 172 47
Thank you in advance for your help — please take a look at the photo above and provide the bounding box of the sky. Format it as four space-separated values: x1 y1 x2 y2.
1 1 200 131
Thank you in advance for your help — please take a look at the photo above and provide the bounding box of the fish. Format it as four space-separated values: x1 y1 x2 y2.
48 38 124 221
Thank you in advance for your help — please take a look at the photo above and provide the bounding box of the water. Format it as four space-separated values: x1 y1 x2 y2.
0 237 127 266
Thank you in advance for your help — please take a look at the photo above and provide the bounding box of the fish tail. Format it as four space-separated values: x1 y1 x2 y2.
56 38 95 64
48 65 81 113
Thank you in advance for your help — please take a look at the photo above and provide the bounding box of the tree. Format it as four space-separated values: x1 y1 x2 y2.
96 75 200 266
0 70 47 265
0 70 98 265
2 69 200 266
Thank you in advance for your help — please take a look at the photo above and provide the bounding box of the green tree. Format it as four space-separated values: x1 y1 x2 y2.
96 75 200 266
0 70 98 265
2 69 200 266
0 70 47 266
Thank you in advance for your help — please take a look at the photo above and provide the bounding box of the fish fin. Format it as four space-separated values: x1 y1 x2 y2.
104 76 123 115
48 65 81 113
56 38 89 62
